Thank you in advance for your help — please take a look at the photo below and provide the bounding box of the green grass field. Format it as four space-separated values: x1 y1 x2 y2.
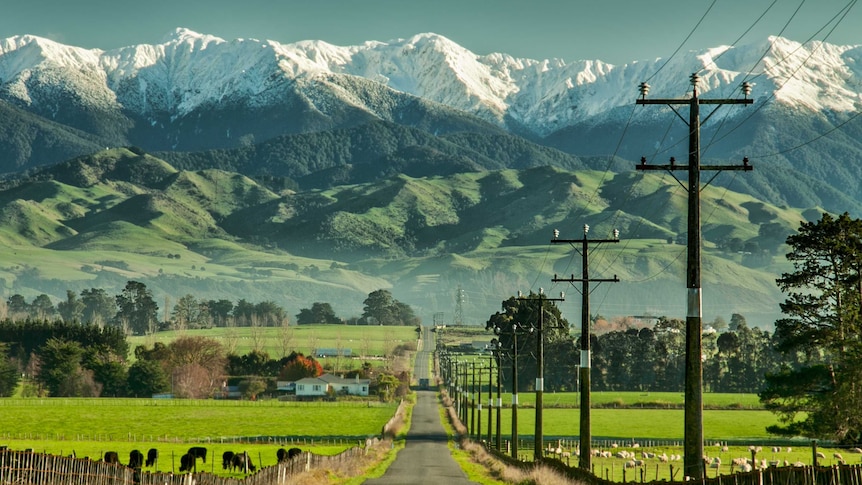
0 398 396 475
127 324 419 363
519 391 763 409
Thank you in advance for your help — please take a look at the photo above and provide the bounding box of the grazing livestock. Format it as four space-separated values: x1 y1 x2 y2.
128 449 144 469
104 451 119 464
179 453 196 472
276 448 288 462
231 452 256 473
145 448 158 467
288 448 302 460
187 446 207 463
223 451 235 470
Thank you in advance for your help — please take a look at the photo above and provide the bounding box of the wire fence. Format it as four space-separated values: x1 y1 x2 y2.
0 446 369 485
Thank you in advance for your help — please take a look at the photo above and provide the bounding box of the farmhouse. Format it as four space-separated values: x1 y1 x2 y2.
295 374 370 398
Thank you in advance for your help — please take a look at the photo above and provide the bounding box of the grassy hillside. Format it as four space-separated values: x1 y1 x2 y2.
0 147 804 326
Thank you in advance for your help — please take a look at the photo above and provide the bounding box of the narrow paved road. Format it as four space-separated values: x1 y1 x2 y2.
364 327 478 485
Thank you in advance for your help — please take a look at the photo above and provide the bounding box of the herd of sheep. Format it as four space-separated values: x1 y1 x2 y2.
543 441 861 473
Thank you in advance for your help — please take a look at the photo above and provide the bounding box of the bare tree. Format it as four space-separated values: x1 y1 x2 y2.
223 316 239 355
279 317 294 358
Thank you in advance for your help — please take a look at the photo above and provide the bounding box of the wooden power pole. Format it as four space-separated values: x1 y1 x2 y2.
636 73 753 480
552 225 620 471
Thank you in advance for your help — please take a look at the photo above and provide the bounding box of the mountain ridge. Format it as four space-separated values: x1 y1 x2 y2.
0 147 794 325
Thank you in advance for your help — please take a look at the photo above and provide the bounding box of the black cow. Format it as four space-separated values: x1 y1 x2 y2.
231 452 255 473
288 448 302 460
187 446 207 463
128 449 144 469
222 451 235 470
103 451 119 464
179 453 195 473
276 448 287 462
145 448 158 467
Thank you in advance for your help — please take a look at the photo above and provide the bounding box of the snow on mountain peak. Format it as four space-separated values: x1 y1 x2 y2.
160 28 224 48
0 29 859 137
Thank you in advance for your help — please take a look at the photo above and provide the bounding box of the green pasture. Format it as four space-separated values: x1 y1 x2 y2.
0 398 396 476
515 392 763 409
128 324 419 363
1 439 351 477
0 398 395 440
461 408 779 442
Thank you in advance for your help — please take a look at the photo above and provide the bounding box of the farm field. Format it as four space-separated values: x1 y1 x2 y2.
510 392 764 409
485 408 781 440
127 324 419 366
0 398 396 475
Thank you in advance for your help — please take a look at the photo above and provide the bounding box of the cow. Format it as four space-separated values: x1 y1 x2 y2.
128 449 144 469
145 448 158 467
276 448 287 462
103 451 119 464
222 451 235 470
187 446 207 463
288 448 302 460
179 453 196 473
231 452 256 473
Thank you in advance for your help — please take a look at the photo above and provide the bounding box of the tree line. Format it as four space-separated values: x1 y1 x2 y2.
3 284 418 336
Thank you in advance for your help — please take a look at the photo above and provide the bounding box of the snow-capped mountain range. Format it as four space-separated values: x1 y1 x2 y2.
1 28 862 213
2 28 860 137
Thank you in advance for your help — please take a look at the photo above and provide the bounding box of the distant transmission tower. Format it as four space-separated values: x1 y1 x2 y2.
454 285 465 326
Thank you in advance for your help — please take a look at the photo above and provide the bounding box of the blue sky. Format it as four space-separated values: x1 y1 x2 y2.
2 0 859 64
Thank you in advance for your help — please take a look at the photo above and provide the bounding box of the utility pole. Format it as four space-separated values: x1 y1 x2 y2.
551 225 620 470
518 289 565 461
476 362 482 441
487 356 493 445
489 339 503 451
636 73 753 480
493 323 527 459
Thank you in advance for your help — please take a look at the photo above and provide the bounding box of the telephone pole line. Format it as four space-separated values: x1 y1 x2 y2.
636 73 753 480
517 288 564 461
551 225 620 471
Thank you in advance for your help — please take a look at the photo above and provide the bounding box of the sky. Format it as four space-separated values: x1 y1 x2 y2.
1 0 860 65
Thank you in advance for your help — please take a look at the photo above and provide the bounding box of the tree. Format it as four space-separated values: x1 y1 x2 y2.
239 378 267 400
296 302 340 324
760 212 862 443
206 299 234 327
115 281 159 335
167 336 227 398
278 352 323 381
30 294 56 320
362 289 397 325
81 288 117 326
0 344 20 397
36 338 100 397
7 294 28 320
172 294 205 329
485 292 572 392
57 290 85 323
254 301 287 326
83 345 128 397
127 359 170 397
362 289 417 326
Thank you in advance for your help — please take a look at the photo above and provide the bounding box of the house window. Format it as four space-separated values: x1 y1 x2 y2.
298 385 304 391
341 386 349 392
362 386 368 392
312 385 321 392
